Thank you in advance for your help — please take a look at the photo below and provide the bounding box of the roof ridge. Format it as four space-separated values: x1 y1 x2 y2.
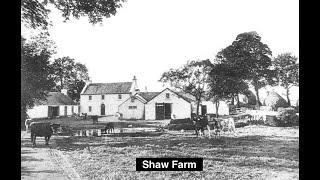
91 82 132 84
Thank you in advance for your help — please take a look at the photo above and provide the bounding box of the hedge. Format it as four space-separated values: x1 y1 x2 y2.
275 107 299 127
169 118 193 125
168 123 195 130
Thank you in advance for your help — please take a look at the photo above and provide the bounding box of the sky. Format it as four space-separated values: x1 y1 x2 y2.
21 0 299 101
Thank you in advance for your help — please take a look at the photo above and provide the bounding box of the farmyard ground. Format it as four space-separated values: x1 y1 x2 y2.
21 119 298 180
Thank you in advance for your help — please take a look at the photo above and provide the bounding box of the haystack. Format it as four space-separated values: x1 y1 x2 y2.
264 91 288 110
243 90 257 105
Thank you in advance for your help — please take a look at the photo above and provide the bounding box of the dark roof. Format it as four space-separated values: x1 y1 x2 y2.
144 88 194 103
37 92 76 106
81 82 132 95
139 92 160 101
176 92 197 102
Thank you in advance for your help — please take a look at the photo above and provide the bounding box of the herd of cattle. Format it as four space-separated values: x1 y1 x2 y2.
24 115 237 147
192 115 236 139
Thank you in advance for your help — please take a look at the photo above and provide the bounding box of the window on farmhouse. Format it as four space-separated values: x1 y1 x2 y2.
89 106 92 112
166 93 170 98
118 94 122 99
102 95 104 100
89 96 92 100
129 106 137 109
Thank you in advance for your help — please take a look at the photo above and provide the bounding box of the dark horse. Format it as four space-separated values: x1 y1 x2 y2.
30 122 61 146
103 122 114 134
192 114 222 138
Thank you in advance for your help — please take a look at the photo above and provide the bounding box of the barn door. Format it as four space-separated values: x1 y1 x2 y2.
155 103 164 120
201 105 207 116
64 106 68 116
101 104 105 115
48 106 53 118
164 103 172 119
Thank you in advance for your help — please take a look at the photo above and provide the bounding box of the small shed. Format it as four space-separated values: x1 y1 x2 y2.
118 95 147 120
27 92 79 119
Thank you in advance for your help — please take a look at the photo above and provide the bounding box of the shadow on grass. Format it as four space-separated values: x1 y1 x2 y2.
46 130 298 170
21 165 60 176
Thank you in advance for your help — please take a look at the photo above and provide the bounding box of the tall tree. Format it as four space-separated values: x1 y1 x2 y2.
21 34 56 117
273 53 299 106
219 31 277 109
50 57 90 101
159 60 212 115
207 62 249 117
21 0 126 30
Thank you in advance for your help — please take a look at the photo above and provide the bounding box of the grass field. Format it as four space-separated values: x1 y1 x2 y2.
22 116 299 179
38 123 299 180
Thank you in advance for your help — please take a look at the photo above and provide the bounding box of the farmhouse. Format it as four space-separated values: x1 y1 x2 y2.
80 76 140 116
80 76 230 120
27 90 79 119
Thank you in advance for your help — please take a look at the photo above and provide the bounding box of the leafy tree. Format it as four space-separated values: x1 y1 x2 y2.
207 62 249 117
21 34 56 118
160 60 212 115
273 53 299 106
50 56 90 101
21 0 126 30
219 31 277 109
67 79 86 102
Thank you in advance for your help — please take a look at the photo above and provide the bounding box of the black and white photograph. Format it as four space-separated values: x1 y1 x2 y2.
21 0 299 179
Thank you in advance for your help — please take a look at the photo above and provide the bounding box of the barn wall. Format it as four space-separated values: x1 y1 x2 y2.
59 106 66 116
145 89 191 120
27 106 49 119
80 94 130 116
118 98 145 120
73 106 80 115
202 101 229 115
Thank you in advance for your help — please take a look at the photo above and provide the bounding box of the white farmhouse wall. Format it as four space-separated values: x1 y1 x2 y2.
27 106 48 119
80 94 130 116
118 98 145 119
202 101 229 115
67 106 73 115
59 106 66 116
73 106 80 115
145 89 191 120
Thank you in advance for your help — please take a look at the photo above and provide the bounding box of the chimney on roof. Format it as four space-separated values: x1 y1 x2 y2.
130 75 139 95
85 79 92 85
144 86 148 93
61 89 68 96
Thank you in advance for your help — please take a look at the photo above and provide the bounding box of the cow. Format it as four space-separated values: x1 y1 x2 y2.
30 122 61 147
192 115 208 137
25 118 33 133
103 122 114 134
192 115 236 138
214 117 236 136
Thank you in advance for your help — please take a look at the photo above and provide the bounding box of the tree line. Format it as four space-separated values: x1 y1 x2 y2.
160 31 299 117
21 0 126 121
21 1 299 120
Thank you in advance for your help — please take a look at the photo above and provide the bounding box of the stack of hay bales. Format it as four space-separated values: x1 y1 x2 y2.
264 91 289 111
243 90 257 105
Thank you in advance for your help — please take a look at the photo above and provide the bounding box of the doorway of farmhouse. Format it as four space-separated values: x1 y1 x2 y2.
155 103 172 120
101 104 105 115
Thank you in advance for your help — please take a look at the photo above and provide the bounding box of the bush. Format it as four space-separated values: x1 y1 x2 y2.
168 123 195 130
247 119 265 125
235 122 249 128
169 118 193 124
275 107 299 127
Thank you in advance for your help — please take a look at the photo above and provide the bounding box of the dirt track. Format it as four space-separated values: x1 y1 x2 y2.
21 131 81 180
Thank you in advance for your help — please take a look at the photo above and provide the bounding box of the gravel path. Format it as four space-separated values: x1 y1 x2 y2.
21 131 82 180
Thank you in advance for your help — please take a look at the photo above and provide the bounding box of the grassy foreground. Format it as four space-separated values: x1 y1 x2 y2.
51 125 298 180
